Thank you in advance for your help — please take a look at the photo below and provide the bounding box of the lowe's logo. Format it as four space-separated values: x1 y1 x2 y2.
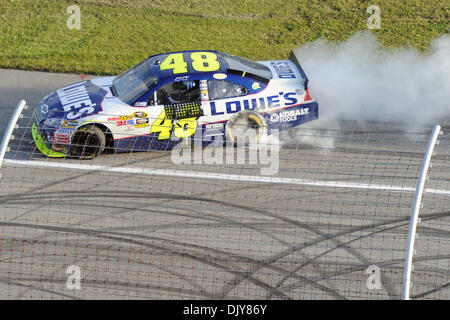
270 61 296 79
56 81 97 120
210 92 299 115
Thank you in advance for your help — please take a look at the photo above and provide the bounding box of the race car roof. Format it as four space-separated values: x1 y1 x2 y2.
146 50 272 83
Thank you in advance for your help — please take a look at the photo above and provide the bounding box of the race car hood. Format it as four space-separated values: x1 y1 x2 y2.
37 79 109 121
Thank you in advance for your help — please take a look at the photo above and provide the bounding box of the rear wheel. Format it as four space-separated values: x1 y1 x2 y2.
70 125 106 159
225 110 266 144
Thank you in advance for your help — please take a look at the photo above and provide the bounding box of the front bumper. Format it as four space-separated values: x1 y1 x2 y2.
32 123 66 157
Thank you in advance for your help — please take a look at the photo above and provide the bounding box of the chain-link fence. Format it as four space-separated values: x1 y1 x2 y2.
0 103 448 299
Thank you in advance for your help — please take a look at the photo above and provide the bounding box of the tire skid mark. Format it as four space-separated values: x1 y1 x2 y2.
1 191 368 298
269 221 410 298
0 221 292 299
281 254 450 294
0 277 82 300
0 193 399 299
0 238 221 298
267 211 450 298
1 191 292 247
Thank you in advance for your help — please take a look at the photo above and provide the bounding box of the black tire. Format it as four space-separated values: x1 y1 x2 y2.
225 110 266 144
70 125 106 159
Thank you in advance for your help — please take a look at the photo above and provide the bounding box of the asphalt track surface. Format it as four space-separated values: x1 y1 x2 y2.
0 68 448 300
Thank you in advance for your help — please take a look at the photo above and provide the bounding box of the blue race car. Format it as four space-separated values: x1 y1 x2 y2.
33 50 318 158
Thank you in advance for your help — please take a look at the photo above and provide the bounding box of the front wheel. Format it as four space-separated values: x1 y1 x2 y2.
70 125 106 159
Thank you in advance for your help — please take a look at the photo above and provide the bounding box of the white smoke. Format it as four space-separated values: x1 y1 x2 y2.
293 32 450 130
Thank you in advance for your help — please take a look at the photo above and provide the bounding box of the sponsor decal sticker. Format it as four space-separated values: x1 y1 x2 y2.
133 111 148 118
116 119 133 126
110 115 135 125
213 73 227 80
135 118 149 128
252 82 261 90
40 104 49 114
270 108 309 123
53 128 73 144
116 117 149 128
210 92 299 115
56 82 99 120
62 120 78 129
270 61 296 79
175 75 190 82
270 113 280 123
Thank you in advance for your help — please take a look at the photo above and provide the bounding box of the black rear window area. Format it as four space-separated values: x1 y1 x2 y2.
221 52 272 82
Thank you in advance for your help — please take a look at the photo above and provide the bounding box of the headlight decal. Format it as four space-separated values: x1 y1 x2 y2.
44 118 64 128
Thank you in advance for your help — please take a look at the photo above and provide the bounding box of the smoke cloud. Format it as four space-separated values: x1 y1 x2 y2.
293 32 450 130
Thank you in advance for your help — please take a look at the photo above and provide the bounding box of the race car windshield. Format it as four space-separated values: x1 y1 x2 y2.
222 52 272 82
112 60 157 105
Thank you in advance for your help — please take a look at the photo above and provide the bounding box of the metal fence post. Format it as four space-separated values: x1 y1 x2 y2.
0 100 27 176
402 124 442 300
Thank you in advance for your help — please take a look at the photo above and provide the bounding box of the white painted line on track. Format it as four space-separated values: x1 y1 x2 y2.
4 159 450 196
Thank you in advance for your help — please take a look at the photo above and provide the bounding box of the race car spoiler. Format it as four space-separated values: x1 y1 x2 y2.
289 51 309 89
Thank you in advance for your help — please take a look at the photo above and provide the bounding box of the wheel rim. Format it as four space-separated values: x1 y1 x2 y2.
227 112 265 143
247 114 263 139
